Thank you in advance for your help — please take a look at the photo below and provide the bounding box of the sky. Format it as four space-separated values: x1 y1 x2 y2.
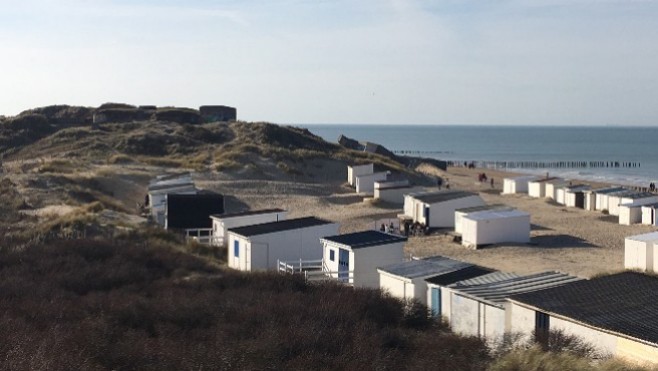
1 0 658 125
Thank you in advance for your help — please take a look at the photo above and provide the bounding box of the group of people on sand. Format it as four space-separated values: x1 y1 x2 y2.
478 173 494 188
650 182 656 192
437 177 450 190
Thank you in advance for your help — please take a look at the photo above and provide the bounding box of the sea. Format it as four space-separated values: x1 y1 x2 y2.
298 125 658 187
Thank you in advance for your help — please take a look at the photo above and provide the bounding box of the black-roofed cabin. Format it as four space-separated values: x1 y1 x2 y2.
227 217 340 271
319 231 406 288
164 192 225 230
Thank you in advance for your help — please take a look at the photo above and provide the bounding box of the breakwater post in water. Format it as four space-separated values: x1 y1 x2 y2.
444 160 641 169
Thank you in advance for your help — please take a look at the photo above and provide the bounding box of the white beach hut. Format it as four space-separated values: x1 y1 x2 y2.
528 177 560 198
454 204 513 235
378 256 471 305
227 217 339 271
355 172 388 195
320 231 406 288
502 176 537 195
210 209 287 246
619 198 658 225
347 163 374 187
545 179 568 201
508 272 658 365
624 232 658 273
374 180 423 204
564 185 591 208
403 191 486 228
609 192 658 217
448 271 582 341
460 209 531 249
641 203 658 226
594 187 628 212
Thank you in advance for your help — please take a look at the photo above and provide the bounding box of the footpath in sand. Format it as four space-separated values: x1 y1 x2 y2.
200 164 655 279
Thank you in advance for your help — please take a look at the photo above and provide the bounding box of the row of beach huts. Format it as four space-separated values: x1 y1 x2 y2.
145 169 658 365
504 175 658 226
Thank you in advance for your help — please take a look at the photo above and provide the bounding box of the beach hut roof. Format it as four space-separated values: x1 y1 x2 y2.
228 217 333 237
454 204 510 213
450 271 520 287
379 256 470 279
321 230 407 249
509 272 658 345
625 231 658 242
591 187 628 195
565 184 591 192
408 191 477 204
425 265 496 286
210 208 284 220
463 209 529 221
529 177 561 183
450 271 583 308
623 192 656 199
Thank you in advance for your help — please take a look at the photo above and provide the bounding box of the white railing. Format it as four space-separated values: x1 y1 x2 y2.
277 259 323 274
305 270 354 285
184 228 221 246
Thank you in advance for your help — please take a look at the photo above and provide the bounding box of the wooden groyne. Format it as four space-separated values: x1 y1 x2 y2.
446 160 641 169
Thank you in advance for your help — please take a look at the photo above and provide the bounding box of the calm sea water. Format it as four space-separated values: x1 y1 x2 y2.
299 125 658 187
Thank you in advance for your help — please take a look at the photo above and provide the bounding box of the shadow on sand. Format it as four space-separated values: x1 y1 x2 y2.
530 234 597 248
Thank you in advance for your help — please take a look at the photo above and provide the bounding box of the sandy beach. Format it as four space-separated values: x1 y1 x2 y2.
195 163 656 279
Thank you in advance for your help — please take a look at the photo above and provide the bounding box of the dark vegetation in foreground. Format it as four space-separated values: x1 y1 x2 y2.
0 237 651 370
0 238 490 370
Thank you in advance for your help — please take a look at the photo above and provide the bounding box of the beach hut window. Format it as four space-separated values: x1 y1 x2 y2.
330 249 335 262
234 240 239 258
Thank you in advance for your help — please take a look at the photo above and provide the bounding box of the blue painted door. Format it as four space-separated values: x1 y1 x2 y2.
431 288 441 317
338 249 349 282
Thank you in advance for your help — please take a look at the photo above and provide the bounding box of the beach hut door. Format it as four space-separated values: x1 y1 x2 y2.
575 193 585 209
430 288 441 317
338 249 349 282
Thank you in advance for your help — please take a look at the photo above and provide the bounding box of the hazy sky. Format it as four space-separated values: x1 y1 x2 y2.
1 0 657 125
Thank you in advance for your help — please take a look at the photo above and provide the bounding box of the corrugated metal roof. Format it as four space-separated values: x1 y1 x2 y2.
510 272 658 345
425 265 496 286
407 191 478 204
450 271 583 308
455 204 510 214
450 271 520 287
379 256 471 279
228 217 335 237
210 208 285 220
463 209 529 221
322 230 407 249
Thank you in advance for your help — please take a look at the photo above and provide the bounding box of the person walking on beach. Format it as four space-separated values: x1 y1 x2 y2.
445 178 450 189
490 178 494 188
